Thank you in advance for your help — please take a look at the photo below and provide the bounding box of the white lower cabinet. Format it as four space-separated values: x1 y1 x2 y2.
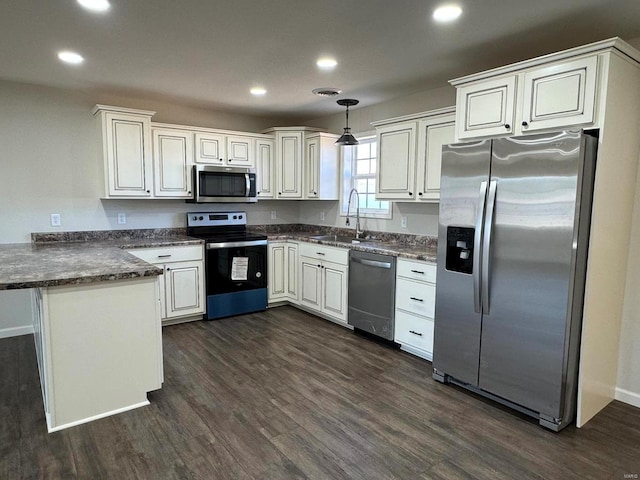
298 243 348 325
127 245 205 324
31 277 163 432
268 241 299 304
394 258 437 360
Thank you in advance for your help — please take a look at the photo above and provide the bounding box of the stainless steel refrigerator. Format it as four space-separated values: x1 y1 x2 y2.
432 130 597 431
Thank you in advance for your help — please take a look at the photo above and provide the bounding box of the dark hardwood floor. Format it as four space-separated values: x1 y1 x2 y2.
1 305 639 479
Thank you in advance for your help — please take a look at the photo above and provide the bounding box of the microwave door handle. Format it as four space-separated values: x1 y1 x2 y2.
245 173 250 196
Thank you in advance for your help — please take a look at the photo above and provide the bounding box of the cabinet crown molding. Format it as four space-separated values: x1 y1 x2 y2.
91 104 156 117
449 37 640 87
371 106 456 127
261 126 326 134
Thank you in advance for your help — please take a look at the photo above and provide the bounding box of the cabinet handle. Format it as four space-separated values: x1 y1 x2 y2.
188 191 191 194
278 192 282 195
157 254 172 258
409 330 423 337
257 191 261 195
410 297 424 302
146 190 150 193
522 121 529 127
317 264 321 268
409 191 413 196
316 252 325 255
504 124 511 130
229 159 232 162
410 269 425 275
418 192 423 196
166 267 171 271
313 191 317 195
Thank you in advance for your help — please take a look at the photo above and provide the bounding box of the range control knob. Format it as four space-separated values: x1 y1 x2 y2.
239 215 243 219
192 216 198 220
233 215 238 219
199 216 204 220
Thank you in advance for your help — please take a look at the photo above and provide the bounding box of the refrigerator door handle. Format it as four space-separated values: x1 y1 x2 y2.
474 181 488 313
482 180 498 314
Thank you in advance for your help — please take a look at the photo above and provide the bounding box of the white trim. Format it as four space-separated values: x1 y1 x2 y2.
46 400 150 433
399 344 433 362
615 387 640 409
0 325 34 339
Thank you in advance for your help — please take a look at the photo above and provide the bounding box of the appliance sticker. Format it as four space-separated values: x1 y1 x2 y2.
231 257 249 281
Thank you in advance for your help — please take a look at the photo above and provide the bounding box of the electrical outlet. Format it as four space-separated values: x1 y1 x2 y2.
401 216 408 228
117 213 126 225
50 213 61 227
271 210 277 220
320 211 325 221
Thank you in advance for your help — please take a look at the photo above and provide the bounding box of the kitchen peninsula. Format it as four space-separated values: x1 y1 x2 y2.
0 233 202 432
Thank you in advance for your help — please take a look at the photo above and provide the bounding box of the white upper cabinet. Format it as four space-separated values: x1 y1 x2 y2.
304 133 339 200
226 135 255 166
375 122 417 200
373 107 455 202
256 138 275 198
93 105 155 198
456 76 516 139
452 48 602 140
194 132 226 164
276 130 304 199
152 127 193 198
520 56 598 132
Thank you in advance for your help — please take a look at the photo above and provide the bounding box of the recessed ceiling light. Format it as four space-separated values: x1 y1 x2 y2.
77 0 111 12
312 87 342 97
250 87 267 96
317 58 338 69
433 4 462 22
58 51 84 65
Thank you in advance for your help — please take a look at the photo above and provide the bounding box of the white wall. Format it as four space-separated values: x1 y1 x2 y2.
0 290 34 338
0 80 301 244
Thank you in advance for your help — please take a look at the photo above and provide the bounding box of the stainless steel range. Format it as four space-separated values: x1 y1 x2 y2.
187 211 267 320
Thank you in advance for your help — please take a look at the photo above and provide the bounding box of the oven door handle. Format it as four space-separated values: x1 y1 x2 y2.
206 239 268 249
245 173 251 197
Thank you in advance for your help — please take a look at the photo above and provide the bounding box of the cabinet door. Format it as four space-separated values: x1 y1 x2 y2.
226 135 255 166
256 138 275 198
286 243 299 302
152 128 194 198
521 56 598 132
456 75 516 139
104 112 153 197
164 261 204 318
268 243 287 302
304 136 320 199
299 257 322 311
321 262 348 321
194 133 226 164
376 122 417 200
276 132 303 198
416 119 455 202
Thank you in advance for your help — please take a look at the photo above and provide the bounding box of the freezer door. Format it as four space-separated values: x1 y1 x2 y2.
478 131 589 418
433 140 491 386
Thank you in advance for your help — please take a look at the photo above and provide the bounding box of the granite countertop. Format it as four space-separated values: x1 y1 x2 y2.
0 233 204 290
265 232 438 263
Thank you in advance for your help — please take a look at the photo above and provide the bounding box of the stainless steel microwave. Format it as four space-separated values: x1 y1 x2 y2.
188 165 258 203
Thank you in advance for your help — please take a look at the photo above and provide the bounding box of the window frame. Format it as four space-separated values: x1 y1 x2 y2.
339 132 392 220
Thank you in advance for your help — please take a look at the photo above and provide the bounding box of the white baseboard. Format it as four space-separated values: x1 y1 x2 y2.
615 387 640 408
0 325 34 339
47 400 150 433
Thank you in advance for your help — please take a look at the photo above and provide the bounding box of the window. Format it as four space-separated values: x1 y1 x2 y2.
341 135 392 219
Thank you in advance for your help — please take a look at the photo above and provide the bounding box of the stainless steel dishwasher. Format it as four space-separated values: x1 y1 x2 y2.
348 250 396 340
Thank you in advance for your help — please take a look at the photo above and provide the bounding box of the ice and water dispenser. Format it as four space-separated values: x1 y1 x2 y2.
445 226 475 274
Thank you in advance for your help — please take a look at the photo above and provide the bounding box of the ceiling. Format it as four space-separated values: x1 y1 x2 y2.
2 0 640 121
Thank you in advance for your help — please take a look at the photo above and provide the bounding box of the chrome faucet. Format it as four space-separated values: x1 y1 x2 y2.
346 188 364 239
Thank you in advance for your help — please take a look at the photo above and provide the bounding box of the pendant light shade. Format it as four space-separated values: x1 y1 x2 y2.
335 99 359 145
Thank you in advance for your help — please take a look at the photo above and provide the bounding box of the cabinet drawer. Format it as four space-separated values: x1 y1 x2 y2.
397 258 436 283
394 310 434 354
127 245 203 264
396 278 435 317
298 242 348 265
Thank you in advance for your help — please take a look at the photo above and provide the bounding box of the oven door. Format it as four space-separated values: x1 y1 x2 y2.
206 240 267 294
193 165 257 203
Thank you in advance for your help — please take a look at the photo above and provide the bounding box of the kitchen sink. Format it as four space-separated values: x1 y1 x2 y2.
309 234 364 244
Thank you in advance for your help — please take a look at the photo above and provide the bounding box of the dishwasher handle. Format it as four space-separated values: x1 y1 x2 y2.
351 257 392 269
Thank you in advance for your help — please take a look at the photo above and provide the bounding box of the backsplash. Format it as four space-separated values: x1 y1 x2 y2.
248 224 437 247
32 228 187 243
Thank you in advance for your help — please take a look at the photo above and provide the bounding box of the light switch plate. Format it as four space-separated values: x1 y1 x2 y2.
271 210 277 220
401 216 408 228
117 213 126 225
320 211 325 221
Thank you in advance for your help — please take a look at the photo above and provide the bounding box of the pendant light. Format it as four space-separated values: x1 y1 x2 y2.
335 99 359 145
